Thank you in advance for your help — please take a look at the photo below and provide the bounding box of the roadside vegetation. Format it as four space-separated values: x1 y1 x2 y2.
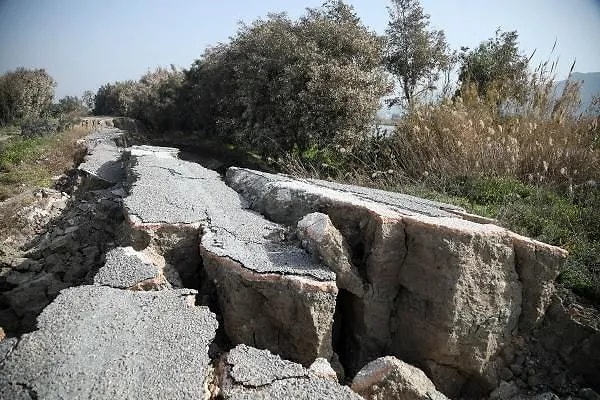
0 67 91 201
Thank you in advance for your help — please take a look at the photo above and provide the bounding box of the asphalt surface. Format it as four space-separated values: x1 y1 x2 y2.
227 167 464 219
307 177 465 217
124 153 210 224
223 344 361 399
93 247 160 289
78 128 126 185
0 286 218 400
125 150 334 281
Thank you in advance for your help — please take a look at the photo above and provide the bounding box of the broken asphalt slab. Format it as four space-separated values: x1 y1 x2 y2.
0 286 218 400
78 127 127 186
122 148 337 365
217 344 362 399
93 246 167 289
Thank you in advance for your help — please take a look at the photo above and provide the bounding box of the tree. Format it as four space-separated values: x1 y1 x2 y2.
384 0 449 106
457 29 530 102
82 90 95 112
0 68 56 126
93 80 138 116
54 96 87 115
182 0 391 156
129 66 184 131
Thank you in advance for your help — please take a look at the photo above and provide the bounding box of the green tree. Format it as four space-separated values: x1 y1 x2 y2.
93 80 138 116
129 66 184 131
54 96 87 115
384 0 449 106
457 29 530 102
182 0 391 156
82 90 95 112
0 68 56 125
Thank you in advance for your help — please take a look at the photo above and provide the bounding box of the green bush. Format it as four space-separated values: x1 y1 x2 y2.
0 68 56 126
20 117 59 138
180 1 391 156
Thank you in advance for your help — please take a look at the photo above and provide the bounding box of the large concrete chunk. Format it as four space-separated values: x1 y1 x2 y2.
511 233 567 331
123 151 337 366
0 286 218 400
225 167 567 396
216 344 362 399
392 217 521 389
351 356 449 400
202 250 337 365
297 212 365 297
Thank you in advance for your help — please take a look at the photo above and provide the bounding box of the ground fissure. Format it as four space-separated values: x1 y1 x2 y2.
0 120 598 400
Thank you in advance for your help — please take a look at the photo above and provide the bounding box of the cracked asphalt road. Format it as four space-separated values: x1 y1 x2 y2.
0 286 218 400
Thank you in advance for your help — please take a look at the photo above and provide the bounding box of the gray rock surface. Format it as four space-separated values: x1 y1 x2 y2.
217 344 361 399
93 246 168 289
309 357 339 381
0 286 218 400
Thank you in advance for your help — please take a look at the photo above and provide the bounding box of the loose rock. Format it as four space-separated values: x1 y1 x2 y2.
351 356 449 400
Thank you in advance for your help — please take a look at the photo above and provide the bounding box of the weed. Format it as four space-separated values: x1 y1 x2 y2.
0 126 89 200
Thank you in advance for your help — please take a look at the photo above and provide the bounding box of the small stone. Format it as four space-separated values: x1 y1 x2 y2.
498 367 514 381
527 374 542 387
489 381 520 400
579 388 600 400
309 358 338 381
514 354 525 367
502 346 516 364
351 356 449 400
516 378 527 389
64 226 79 235
52 228 65 237
50 235 71 251
510 364 523 376
6 271 35 286
45 253 65 273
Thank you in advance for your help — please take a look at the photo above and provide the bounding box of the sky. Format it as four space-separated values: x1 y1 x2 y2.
1 0 599 99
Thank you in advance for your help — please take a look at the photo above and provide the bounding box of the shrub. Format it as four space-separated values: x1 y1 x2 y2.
129 66 184 132
0 68 56 126
20 117 59 138
93 80 138 116
181 1 391 156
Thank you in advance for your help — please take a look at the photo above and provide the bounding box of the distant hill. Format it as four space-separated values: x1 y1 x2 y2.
555 72 600 114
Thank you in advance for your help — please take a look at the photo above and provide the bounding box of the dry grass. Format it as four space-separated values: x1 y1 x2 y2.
388 83 599 187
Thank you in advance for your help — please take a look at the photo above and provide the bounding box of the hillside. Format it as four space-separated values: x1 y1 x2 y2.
556 71 600 113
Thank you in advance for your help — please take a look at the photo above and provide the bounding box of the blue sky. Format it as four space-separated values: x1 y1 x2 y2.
1 0 599 99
